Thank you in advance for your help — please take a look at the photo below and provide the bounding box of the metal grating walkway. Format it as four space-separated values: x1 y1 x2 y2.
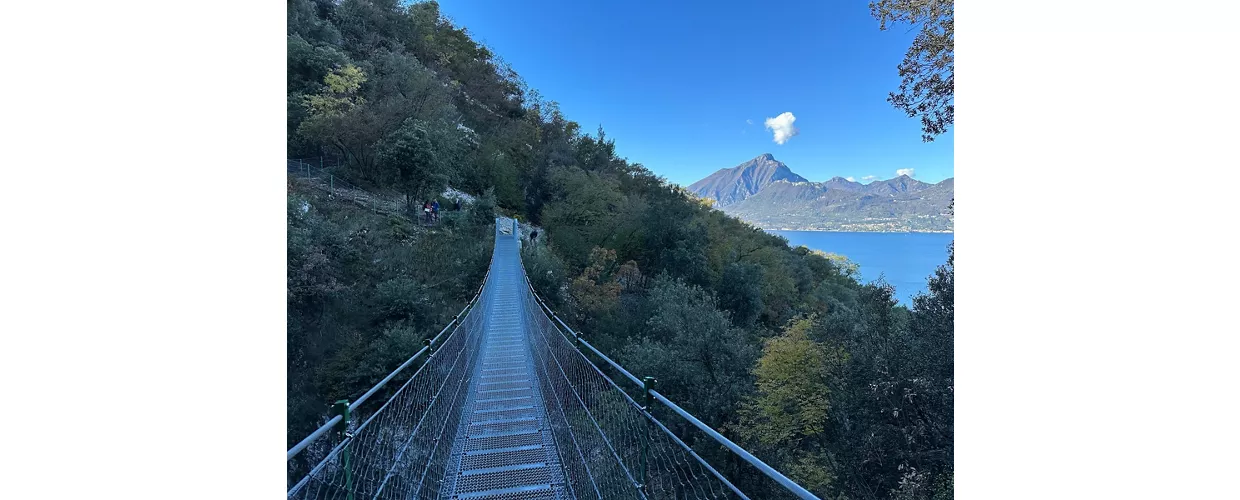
439 230 569 500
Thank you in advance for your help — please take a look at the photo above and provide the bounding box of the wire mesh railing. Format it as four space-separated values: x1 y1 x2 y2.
286 217 820 499
287 233 499 500
523 275 744 499
523 277 821 500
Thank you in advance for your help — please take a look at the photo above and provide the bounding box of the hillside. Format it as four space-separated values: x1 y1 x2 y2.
688 154 953 232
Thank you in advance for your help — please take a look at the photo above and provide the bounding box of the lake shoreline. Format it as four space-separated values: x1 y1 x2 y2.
767 230 953 305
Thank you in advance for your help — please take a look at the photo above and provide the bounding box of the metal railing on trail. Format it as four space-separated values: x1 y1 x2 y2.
288 157 441 224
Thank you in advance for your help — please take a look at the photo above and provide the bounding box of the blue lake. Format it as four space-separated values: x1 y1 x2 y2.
768 231 954 306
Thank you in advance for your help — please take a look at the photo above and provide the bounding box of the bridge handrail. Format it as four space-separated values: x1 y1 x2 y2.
524 274 750 499
286 254 494 462
523 275 822 500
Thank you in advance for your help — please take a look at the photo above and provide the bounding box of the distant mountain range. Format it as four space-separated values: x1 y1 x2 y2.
687 153 953 232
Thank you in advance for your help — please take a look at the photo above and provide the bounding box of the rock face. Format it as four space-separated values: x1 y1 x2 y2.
686 154 954 232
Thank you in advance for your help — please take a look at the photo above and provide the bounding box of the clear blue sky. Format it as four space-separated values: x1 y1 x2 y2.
438 0 954 187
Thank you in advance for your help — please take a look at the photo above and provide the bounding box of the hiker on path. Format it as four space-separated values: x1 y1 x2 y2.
529 229 538 246
432 200 440 221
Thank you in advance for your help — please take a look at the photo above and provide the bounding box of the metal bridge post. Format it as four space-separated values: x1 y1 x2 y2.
330 400 354 500
423 338 433 354
641 376 657 495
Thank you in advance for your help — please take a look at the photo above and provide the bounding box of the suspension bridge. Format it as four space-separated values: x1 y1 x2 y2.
286 217 820 500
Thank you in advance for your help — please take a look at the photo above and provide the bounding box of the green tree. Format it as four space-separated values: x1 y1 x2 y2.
871 0 954 141
895 242 954 500
375 119 447 210
287 34 348 93
910 242 953 382
738 318 845 495
374 108 472 212
522 240 569 306
620 276 758 427
539 166 624 268
468 187 498 228
744 318 833 445
719 261 765 327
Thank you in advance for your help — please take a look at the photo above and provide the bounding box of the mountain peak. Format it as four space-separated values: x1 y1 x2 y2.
687 154 809 206
863 174 931 195
823 176 863 192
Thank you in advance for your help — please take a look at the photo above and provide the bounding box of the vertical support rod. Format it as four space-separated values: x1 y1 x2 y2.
641 376 657 494
330 174 334 192
331 399 353 500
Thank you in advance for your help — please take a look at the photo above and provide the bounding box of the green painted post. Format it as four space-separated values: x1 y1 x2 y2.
331 400 353 500
423 338 433 353
641 376 657 494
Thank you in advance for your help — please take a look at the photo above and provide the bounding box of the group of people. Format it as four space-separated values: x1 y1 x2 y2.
421 200 440 223
420 198 463 224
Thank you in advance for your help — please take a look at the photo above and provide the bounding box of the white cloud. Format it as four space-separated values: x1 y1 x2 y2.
896 168 915 177
746 119 754 125
764 112 799 145
862 175 877 181
846 176 856 182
